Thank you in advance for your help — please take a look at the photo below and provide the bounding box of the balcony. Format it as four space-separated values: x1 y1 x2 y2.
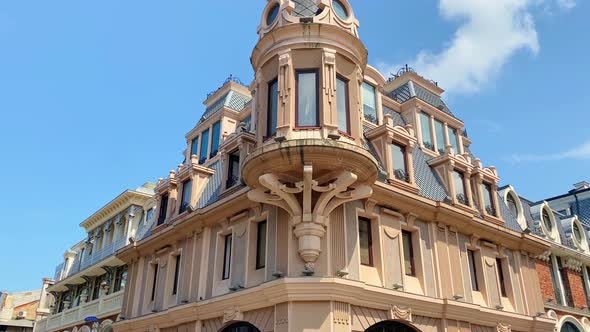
42 290 124 331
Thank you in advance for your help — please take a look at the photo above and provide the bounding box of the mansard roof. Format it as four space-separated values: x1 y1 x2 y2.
389 80 455 118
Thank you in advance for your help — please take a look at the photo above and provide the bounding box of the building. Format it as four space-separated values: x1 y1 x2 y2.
111 1 558 332
0 289 41 332
497 182 590 331
34 184 156 332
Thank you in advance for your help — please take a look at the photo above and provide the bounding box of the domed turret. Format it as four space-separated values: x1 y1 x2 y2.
244 0 377 275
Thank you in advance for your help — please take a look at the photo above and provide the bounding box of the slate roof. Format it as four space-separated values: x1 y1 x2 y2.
198 90 251 125
292 0 319 17
195 161 223 209
389 81 455 117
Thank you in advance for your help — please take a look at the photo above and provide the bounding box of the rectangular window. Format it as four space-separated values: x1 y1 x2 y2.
482 183 496 216
391 143 408 182
226 150 241 189
358 217 373 266
210 121 221 158
267 79 278 137
296 70 319 127
190 137 199 158
336 76 350 133
420 112 434 151
468 250 479 291
151 264 158 302
549 255 563 305
256 221 267 270
434 119 446 154
448 127 460 153
92 274 106 300
402 231 415 276
172 255 181 295
179 180 192 214
362 82 377 124
558 257 573 306
584 267 590 305
496 258 507 297
453 170 467 205
157 194 169 225
199 128 210 164
222 234 233 280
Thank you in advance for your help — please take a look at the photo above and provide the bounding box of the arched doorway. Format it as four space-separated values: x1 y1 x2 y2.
561 322 581 332
366 321 418 332
221 322 260 332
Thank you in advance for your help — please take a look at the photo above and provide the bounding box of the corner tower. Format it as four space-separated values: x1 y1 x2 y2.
243 0 378 274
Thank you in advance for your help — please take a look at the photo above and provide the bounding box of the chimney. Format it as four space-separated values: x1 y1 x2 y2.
574 181 590 191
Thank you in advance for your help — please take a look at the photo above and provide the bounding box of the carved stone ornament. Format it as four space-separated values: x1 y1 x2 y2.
248 165 372 271
564 256 583 272
497 323 511 332
390 305 412 322
222 306 243 324
536 250 552 262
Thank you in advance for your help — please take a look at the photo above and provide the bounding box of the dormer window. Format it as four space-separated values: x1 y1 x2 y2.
199 129 210 164
157 194 169 226
419 112 434 151
453 170 468 205
179 179 192 214
362 82 377 124
226 150 240 189
210 121 221 158
507 194 518 218
573 222 582 243
448 127 460 153
482 182 496 216
190 137 199 158
391 143 408 182
542 209 553 232
336 75 350 134
267 79 278 137
434 119 445 154
296 70 319 127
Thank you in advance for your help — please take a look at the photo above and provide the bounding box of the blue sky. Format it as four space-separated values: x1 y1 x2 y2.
0 0 588 292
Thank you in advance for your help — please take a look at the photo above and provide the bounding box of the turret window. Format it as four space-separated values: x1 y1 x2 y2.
391 143 408 182
210 121 221 158
266 4 280 26
267 79 278 137
336 76 350 134
333 0 349 20
296 70 319 127
199 128 210 164
362 82 377 124
420 112 434 151
453 170 468 205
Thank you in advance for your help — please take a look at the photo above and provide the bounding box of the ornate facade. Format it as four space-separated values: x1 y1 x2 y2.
34 184 156 332
109 1 560 332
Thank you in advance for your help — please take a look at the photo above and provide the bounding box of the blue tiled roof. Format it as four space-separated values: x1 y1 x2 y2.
412 149 449 202
388 82 455 118
199 90 251 125
498 192 522 232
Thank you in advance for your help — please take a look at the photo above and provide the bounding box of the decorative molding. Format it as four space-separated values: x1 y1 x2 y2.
222 306 243 324
390 305 412 322
384 227 399 240
536 251 552 262
564 256 583 272
497 323 511 332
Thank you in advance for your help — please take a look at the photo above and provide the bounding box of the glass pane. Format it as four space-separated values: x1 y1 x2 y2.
266 5 279 26
362 82 377 124
256 221 267 269
434 120 445 154
180 180 192 214
210 121 221 158
297 72 318 127
227 150 240 188
453 170 466 204
420 112 433 150
268 80 278 137
333 0 348 20
448 127 460 153
358 218 372 265
199 129 210 164
482 183 495 215
543 210 553 231
507 195 518 218
402 231 414 276
468 250 479 291
391 143 407 182
336 77 349 133
223 234 232 280
190 138 199 157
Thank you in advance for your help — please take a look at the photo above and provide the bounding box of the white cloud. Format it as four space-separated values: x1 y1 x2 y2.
557 0 577 10
378 0 572 94
506 139 590 163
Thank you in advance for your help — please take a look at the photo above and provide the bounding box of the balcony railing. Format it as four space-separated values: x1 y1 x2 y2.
43 291 124 331
53 237 128 283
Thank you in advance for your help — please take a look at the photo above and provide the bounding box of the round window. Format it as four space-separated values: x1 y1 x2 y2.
266 4 280 26
573 222 583 242
333 0 348 20
542 209 553 232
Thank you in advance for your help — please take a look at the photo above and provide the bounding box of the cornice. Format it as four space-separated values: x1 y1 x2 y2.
79 190 153 232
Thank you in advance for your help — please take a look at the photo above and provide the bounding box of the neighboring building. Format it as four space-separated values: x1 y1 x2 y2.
0 289 41 332
498 182 590 331
112 1 557 332
34 184 156 332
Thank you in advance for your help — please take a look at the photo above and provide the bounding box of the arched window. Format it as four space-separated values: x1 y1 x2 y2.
542 209 553 232
561 322 581 332
221 322 260 332
366 321 418 332
507 194 518 218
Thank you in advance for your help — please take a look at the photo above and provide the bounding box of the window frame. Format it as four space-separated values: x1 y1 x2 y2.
150 263 158 302
172 254 181 295
453 170 468 206
336 75 351 134
222 234 233 280
255 220 267 270
226 149 241 189
199 128 210 164
496 258 507 297
267 78 279 138
362 81 378 124
179 179 192 214
391 142 409 183
402 230 416 277
210 121 221 159
467 249 479 291
157 194 169 226
190 137 199 158
482 182 496 216
420 112 434 151
295 69 320 128
358 217 374 267
434 119 446 154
